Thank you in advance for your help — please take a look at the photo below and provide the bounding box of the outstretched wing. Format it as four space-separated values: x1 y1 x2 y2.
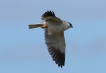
42 10 56 18
45 29 66 68
41 10 62 23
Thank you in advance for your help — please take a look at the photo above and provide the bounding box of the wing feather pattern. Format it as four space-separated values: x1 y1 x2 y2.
41 10 62 23
45 29 65 68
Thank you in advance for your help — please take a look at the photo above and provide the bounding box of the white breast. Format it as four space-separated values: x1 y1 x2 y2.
45 21 71 35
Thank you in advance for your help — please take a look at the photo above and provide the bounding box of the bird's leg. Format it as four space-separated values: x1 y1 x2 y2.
41 24 47 29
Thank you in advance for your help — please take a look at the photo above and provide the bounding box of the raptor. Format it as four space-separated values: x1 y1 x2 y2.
28 10 73 68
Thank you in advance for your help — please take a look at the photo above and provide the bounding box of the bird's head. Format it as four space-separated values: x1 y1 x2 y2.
68 22 73 28
63 21 73 31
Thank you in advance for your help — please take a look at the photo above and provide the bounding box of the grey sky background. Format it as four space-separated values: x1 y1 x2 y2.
0 0 106 73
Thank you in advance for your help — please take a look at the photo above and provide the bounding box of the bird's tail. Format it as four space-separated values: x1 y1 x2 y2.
28 24 43 29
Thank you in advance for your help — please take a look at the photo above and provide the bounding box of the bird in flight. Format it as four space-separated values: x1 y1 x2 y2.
28 10 73 68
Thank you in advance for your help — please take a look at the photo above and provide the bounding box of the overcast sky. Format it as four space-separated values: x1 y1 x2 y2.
0 0 106 73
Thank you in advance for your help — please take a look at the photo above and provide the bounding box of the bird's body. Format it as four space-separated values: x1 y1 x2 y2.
28 10 73 68
46 21 70 35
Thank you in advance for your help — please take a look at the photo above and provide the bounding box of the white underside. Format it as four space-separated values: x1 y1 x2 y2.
46 21 71 35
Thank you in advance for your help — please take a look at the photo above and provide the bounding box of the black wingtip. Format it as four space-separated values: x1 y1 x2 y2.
42 10 56 18
48 46 65 68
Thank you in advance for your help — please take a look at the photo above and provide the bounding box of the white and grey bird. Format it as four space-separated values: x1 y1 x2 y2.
28 10 73 68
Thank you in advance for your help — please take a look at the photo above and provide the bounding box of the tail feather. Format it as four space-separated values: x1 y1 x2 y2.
28 24 43 29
